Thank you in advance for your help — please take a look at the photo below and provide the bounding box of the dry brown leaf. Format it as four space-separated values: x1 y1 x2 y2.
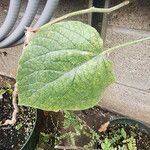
98 121 110 132
26 27 40 33
24 27 40 47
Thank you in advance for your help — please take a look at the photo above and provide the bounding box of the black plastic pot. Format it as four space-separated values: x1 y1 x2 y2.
20 109 41 150
96 117 150 149
110 117 150 135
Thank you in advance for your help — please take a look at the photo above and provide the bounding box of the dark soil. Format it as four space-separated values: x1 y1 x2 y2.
98 123 150 150
0 75 36 150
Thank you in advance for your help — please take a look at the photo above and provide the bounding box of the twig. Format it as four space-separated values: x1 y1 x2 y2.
102 36 150 56
55 145 100 150
41 1 129 29
3 83 19 126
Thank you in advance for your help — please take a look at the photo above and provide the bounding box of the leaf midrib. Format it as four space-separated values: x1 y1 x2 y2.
22 46 95 65
19 54 104 100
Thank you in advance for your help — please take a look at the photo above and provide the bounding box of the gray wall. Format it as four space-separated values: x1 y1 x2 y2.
100 0 150 124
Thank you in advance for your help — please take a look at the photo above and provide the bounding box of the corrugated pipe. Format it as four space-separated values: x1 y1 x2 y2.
14 0 60 46
0 0 21 42
0 0 40 48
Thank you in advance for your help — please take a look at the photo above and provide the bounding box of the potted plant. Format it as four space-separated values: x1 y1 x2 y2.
1 1 150 149
0 80 40 150
97 118 150 150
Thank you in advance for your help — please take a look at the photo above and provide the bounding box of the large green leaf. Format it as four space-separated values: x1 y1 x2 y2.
16 21 115 111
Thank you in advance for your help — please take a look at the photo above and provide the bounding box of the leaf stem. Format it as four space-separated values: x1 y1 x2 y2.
41 1 129 29
55 145 100 150
3 83 19 126
102 36 150 55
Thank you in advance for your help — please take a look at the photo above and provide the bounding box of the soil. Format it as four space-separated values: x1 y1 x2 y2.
0 75 36 150
98 123 150 150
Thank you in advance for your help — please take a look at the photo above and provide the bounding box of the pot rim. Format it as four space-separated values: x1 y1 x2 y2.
110 117 150 135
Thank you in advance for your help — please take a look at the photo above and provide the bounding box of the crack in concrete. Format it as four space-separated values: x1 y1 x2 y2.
115 81 150 93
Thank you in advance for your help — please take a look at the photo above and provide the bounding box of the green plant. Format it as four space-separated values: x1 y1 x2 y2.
0 82 13 97
16 2 135 112
57 111 101 148
59 111 82 146
0 89 6 96
16 3 150 112
17 20 115 111
15 121 23 130
40 132 51 143
53 112 138 150
100 128 137 150
4 0 150 149
101 138 117 150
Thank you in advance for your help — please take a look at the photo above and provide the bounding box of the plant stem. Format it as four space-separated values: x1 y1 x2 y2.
55 145 100 150
41 1 129 29
102 36 150 55
3 83 19 126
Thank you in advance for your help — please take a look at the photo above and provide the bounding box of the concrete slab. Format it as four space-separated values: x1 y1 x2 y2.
53 0 89 23
101 83 150 124
105 26 150 91
99 0 150 124
108 0 150 31
0 45 23 78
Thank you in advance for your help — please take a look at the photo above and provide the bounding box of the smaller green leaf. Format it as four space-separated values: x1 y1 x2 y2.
15 121 23 130
0 89 6 96
63 111 80 129
121 128 127 139
40 132 50 143
101 138 115 150
5 82 11 89
127 137 137 150
5 82 13 94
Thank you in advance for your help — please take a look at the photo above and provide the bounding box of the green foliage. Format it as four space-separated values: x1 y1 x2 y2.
57 111 101 148
101 128 137 150
16 21 115 111
63 110 81 130
0 82 13 97
58 111 83 146
5 82 12 91
58 112 137 150
15 121 23 130
40 132 51 143
121 128 127 139
123 136 137 150
37 132 56 150
84 128 101 148
101 138 117 150
36 111 137 150
0 89 6 96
